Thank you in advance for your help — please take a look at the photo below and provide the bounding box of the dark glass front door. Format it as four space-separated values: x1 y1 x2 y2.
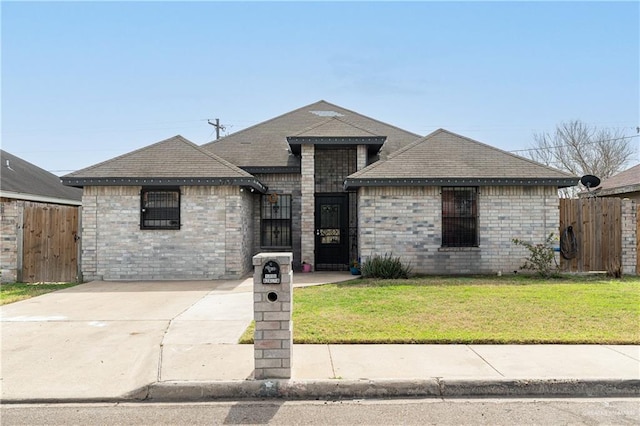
315 194 349 270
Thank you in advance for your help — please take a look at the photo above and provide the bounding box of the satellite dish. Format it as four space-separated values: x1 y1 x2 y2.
580 175 601 189
580 174 601 198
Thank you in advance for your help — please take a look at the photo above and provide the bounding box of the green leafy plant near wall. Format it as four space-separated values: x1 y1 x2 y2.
512 233 559 278
361 253 412 279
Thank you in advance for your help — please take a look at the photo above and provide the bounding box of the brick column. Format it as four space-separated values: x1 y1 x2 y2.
356 144 368 171
253 252 293 379
0 200 20 282
621 199 637 275
300 145 315 268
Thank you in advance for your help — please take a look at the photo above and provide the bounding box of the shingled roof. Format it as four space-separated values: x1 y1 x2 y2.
62 135 266 192
0 150 82 205
202 100 421 172
286 116 387 155
292 116 383 138
594 164 640 197
345 129 579 189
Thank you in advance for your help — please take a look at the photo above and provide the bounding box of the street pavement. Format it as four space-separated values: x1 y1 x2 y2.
1 273 639 402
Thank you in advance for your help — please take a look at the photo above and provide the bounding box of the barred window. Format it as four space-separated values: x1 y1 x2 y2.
261 194 292 247
141 188 180 230
442 187 478 247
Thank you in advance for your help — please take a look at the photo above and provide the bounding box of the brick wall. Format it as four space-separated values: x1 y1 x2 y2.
357 145 368 171
253 174 302 270
225 189 254 277
621 199 637 275
358 185 560 274
0 199 19 282
80 185 253 281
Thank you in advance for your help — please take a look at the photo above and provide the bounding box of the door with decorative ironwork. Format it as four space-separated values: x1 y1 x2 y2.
315 194 349 270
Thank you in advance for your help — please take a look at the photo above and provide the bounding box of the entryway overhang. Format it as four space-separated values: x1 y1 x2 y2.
287 136 386 156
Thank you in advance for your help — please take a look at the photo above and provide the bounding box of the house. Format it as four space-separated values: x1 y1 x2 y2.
591 164 640 202
1 150 82 282
61 101 578 281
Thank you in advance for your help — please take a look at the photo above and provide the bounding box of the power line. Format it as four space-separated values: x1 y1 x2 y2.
509 134 640 154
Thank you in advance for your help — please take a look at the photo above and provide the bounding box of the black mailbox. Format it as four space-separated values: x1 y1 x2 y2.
262 260 281 284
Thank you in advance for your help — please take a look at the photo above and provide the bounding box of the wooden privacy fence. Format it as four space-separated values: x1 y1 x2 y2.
21 203 79 282
559 198 622 273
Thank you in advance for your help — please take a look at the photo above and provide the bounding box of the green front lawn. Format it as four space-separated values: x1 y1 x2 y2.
0 282 80 305
242 275 640 344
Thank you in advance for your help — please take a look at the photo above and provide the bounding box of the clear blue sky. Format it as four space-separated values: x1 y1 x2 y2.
3 1 639 175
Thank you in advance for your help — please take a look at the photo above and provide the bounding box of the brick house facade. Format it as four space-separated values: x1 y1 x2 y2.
63 101 582 281
357 186 559 274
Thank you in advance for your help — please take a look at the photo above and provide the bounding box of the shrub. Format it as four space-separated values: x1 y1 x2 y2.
361 253 412 279
512 233 559 278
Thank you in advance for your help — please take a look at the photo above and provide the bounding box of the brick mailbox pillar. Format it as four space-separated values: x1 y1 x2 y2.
253 252 293 379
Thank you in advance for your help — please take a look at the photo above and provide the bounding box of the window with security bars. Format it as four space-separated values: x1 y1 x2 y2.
441 187 478 247
140 188 180 230
261 194 292 247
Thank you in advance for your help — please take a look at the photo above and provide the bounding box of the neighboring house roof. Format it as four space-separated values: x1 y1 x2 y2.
202 100 421 172
61 135 267 192
0 150 82 205
345 129 579 189
593 164 640 197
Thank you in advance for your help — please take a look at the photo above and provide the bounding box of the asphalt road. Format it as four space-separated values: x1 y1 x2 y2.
2 398 639 425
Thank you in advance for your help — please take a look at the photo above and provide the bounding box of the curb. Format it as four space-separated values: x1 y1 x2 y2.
143 378 640 402
3 379 638 404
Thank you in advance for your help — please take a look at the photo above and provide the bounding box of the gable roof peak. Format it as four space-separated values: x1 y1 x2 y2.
62 134 261 184
290 115 382 138
346 127 578 188
201 100 421 169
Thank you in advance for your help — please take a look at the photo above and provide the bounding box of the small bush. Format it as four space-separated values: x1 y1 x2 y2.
361 253 412 279
512 233 559 278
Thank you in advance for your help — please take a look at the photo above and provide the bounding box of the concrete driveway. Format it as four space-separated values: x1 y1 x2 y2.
1 272 354 401
0 278 255 400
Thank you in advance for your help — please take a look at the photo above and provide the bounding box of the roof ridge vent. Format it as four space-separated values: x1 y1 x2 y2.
310 110 344 117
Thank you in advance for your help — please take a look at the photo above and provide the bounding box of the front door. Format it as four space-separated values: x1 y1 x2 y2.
315 194 349 270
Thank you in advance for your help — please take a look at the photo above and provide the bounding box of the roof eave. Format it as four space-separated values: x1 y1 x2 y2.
0 190 82 206
344 177 580 190
594 184 640 197
287 136 386 155
61 177 268 193
243 166 301 174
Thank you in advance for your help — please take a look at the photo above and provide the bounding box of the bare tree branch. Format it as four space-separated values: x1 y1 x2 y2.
527 120 634 197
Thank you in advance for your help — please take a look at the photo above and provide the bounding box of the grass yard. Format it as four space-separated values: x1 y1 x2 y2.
242 275 640 344
0 282 80 305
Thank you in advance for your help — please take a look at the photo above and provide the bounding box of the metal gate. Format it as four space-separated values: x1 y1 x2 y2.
315 194 349 270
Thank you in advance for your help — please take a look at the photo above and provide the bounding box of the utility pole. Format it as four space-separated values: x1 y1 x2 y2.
207 118 226 140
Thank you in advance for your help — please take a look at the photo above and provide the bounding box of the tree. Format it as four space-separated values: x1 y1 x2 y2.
526 120 635 197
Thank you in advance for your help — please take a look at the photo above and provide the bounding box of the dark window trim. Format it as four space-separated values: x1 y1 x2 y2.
441 186 479 248
140 187 181 230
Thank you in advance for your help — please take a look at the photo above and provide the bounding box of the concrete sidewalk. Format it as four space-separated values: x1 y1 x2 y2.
1 274 639 402
148 343 640 401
